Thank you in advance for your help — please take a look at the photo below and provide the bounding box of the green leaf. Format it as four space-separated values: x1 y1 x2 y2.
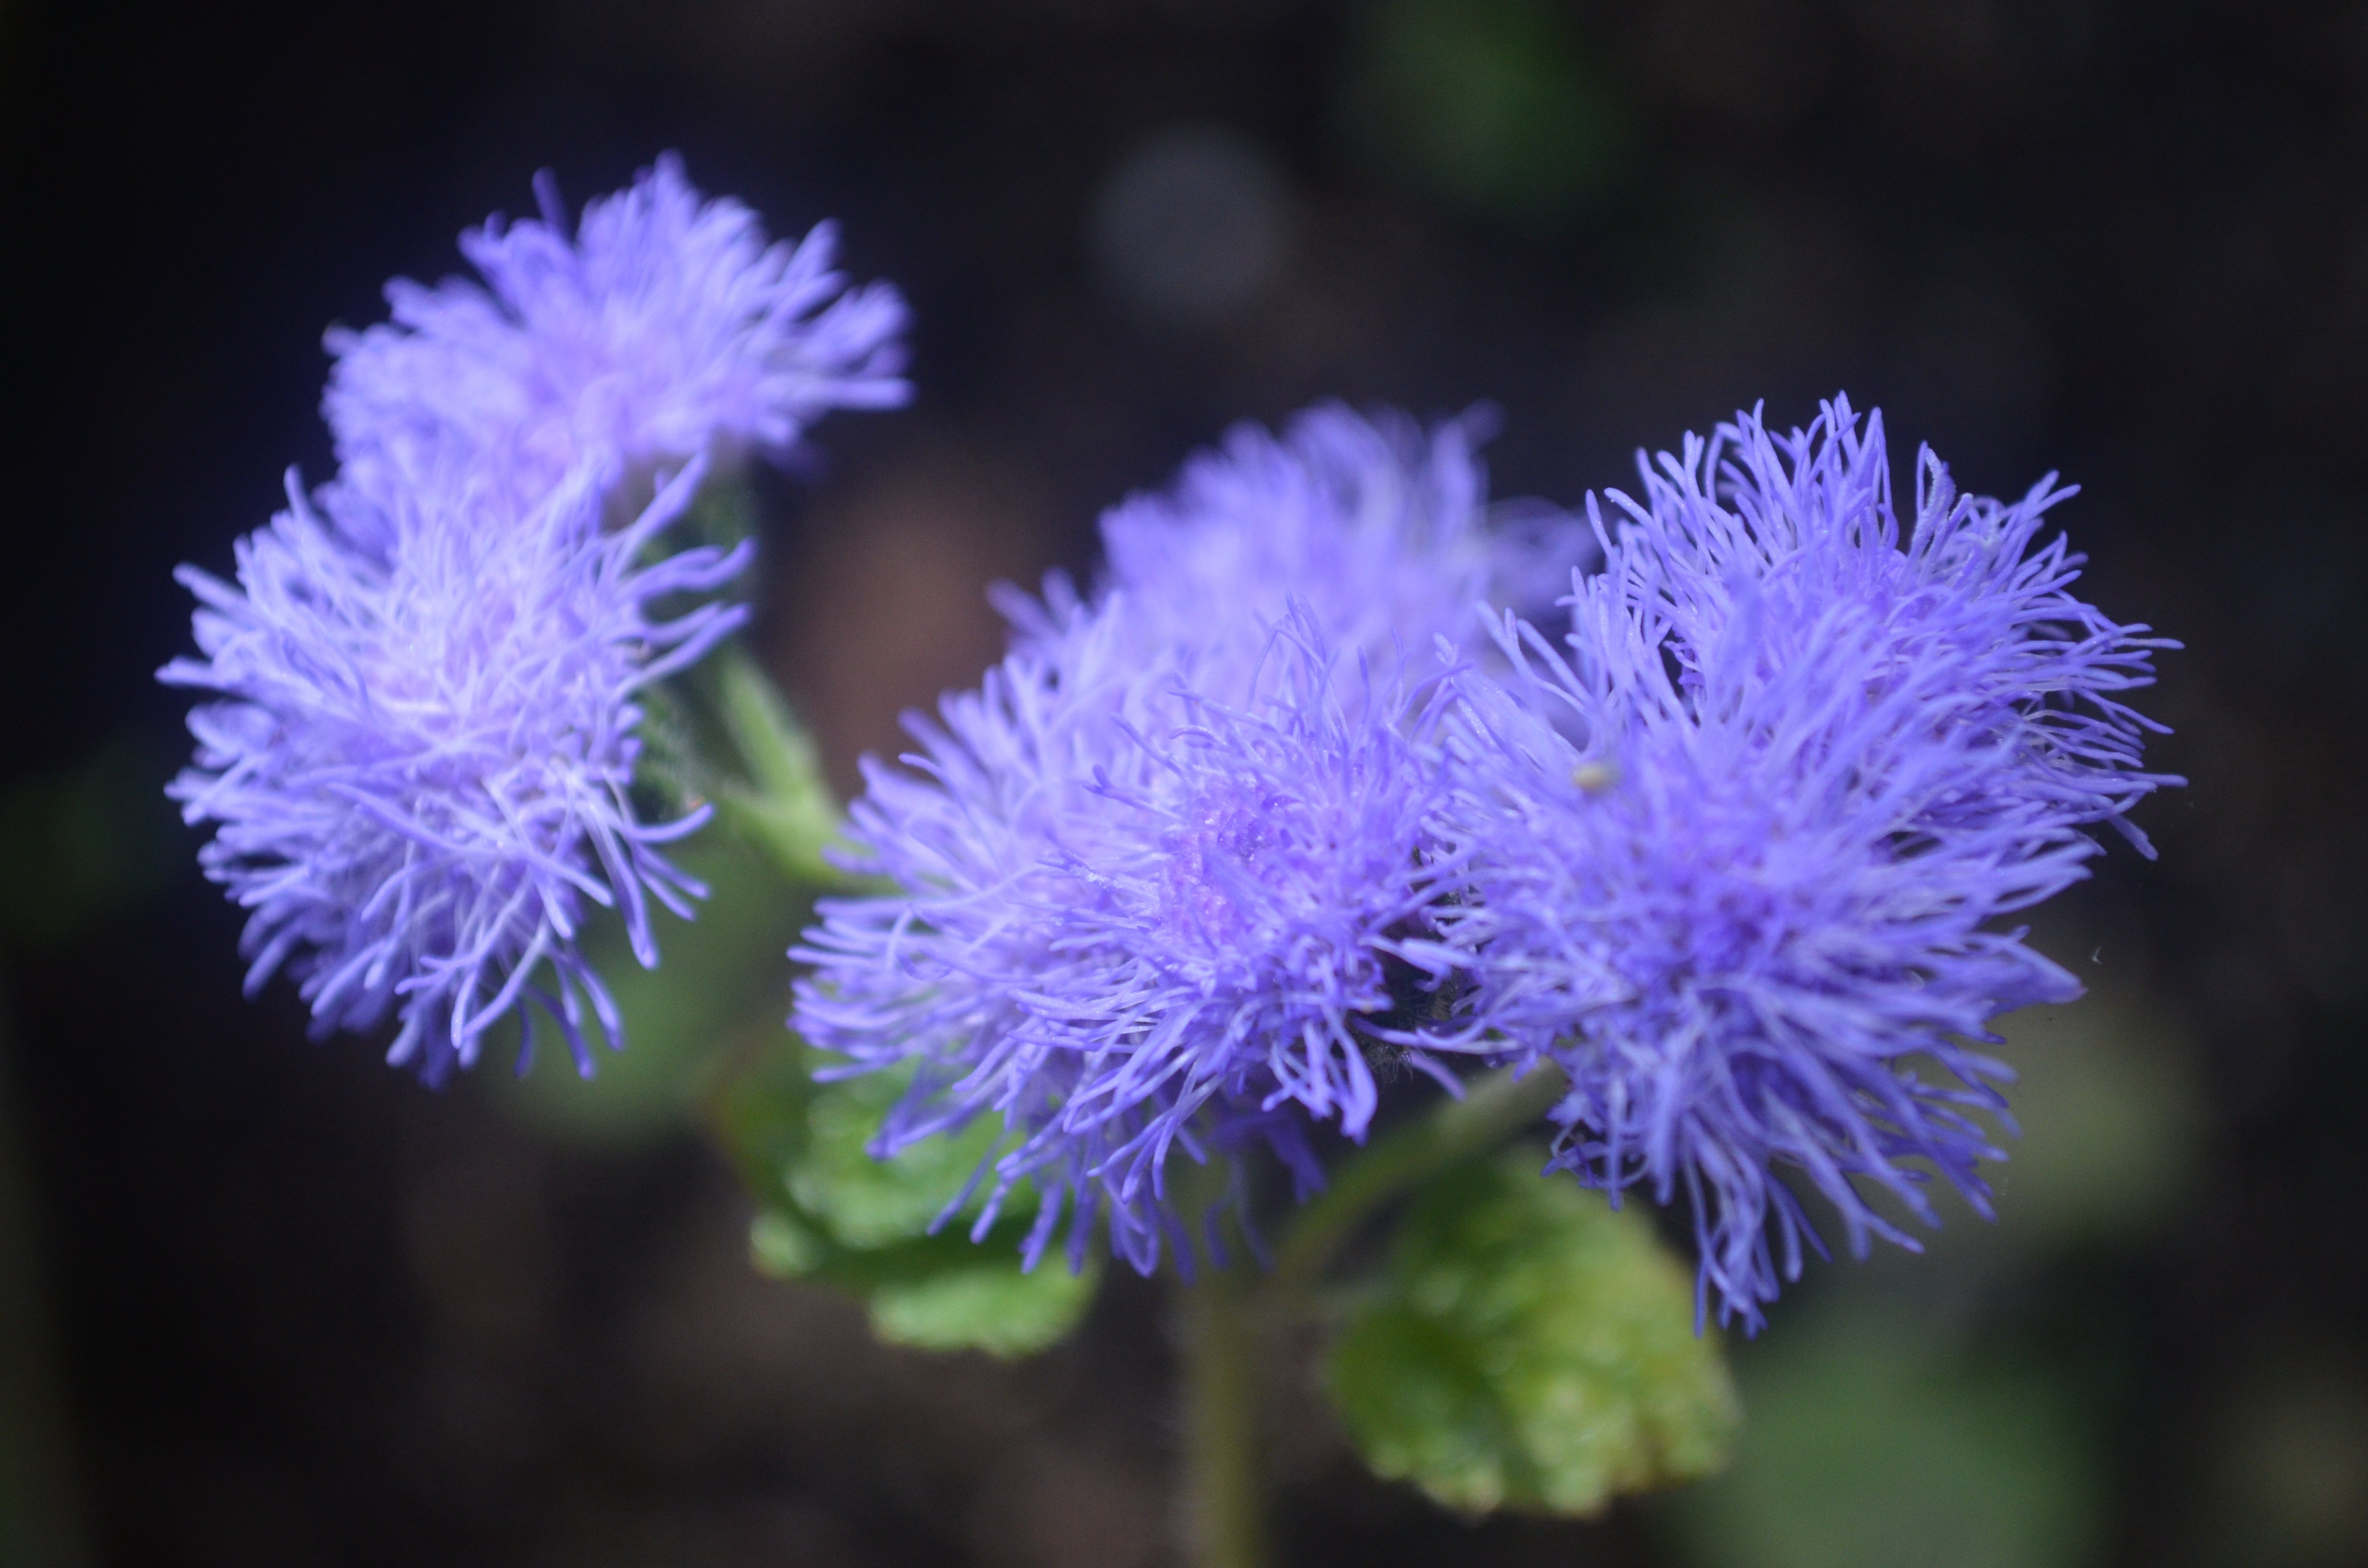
787 1047 1008 1250
749 1208 829 1277
1325 1147 1739 1517
681 470 760 559
867 1255 1101 1358
711 1040 1101 1359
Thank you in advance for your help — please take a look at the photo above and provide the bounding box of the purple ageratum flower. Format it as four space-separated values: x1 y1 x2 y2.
793 404 1574 1272
1597 395 2172 842
794 602 1469 1275
324 153 908 516
1004 404 1587 704
162 458 752 1085
1433 398 2178 1330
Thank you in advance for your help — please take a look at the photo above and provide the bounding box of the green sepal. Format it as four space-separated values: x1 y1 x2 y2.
631 637 851 892
1324 1147 1739 1517
707 646 850 889
709 1040 1101 1359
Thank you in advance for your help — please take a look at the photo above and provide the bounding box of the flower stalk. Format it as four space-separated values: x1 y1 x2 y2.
1174 1060 1571 1568
1177 1260 1271 1568
1270 1061 1569 1296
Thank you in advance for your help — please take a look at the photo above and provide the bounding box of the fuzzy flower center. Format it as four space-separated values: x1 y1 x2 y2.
1156 780 1286 947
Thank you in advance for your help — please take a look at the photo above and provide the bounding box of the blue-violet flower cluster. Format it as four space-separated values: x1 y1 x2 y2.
797 396 2176 1317
167 158 906 1080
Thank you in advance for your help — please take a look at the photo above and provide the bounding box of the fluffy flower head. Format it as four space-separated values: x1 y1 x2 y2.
1594 395 2171 840
1011 404 1583 704
326 154 908 512
797 597 1468 1275
163 461 752 1083
1435 398 2178 1329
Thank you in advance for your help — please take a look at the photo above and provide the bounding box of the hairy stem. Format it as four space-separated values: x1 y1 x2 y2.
1177 1253 1270 1568
1270 1061 1568 1296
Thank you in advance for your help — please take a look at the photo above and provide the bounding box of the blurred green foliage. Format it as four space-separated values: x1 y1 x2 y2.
0 731 176 948
499 643 856 1141
495 826 806 1146
1669 1308 2101 1568
1662 973 2206 1568
637 639 851 890
1982 984 2200 1250
717 1041 1099 1359
707 647 850 888
1326 1146 1739 1516
1335 0 1627 226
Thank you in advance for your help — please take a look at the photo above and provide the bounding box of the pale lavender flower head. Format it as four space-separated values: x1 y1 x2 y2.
324 154 908 515
1434 398 2178 1330
162 460 752 1084
1006 404 1586 705
795 601 1468 1275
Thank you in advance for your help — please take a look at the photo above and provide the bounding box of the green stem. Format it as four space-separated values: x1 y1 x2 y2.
1171 1064 1566 1567
1177 1262 1270 1568
1270 1062 1567 1296
709 644 849 888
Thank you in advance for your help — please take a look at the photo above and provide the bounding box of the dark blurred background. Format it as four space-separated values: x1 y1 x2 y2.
4 1 2365 1564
